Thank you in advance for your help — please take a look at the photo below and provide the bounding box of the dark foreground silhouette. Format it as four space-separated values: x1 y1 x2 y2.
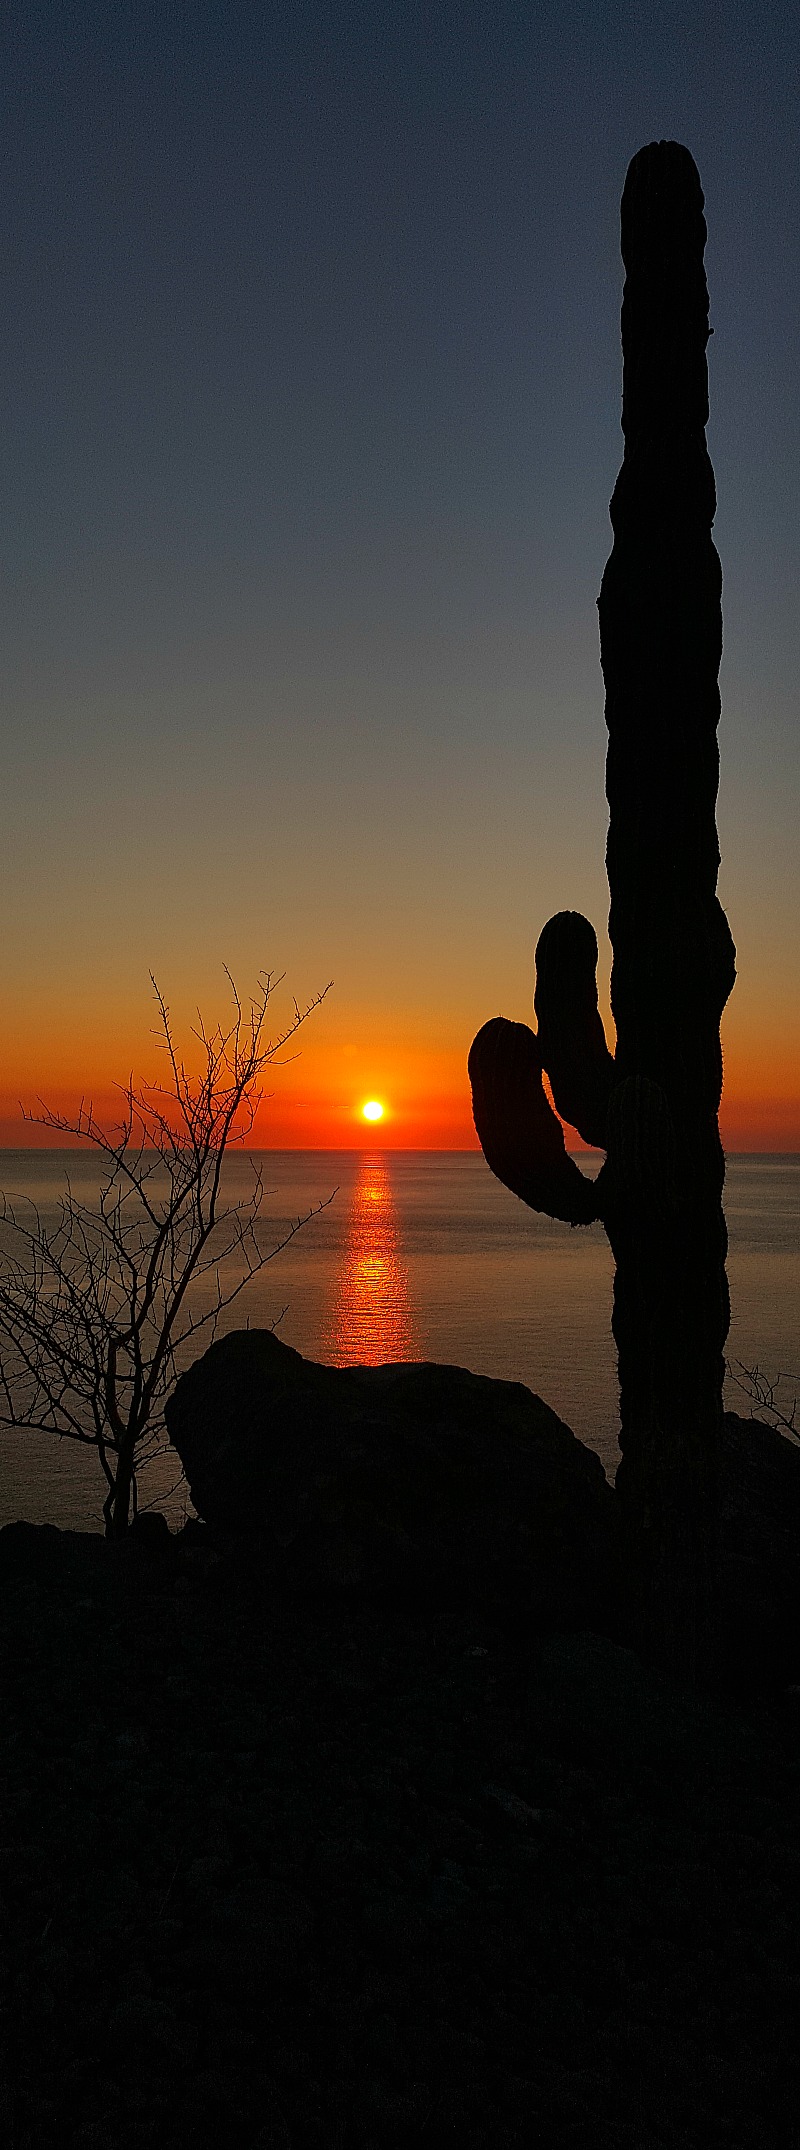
470 142 735 1681
164 1328 800 1689
3 1420 800 2150
4 1333 800 2146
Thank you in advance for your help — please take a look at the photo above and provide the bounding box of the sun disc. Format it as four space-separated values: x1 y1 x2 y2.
362 1099 384 1122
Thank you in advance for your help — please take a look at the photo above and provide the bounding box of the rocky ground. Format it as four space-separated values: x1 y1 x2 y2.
2 1519 800 2149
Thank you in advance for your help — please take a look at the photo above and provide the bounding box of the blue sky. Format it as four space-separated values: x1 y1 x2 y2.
2 1 798 1141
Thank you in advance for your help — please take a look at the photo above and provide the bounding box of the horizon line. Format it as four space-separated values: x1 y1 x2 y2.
0 1143 797 1159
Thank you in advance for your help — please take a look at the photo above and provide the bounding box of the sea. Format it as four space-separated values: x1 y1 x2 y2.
0 1149 797 1532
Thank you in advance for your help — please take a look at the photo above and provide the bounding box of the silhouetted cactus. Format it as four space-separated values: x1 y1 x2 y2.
469 142 736 1677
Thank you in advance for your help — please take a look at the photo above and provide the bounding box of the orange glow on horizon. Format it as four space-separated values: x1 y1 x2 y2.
0 999 798 1152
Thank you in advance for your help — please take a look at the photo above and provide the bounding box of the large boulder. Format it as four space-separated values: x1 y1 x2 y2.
165 1330 619 1631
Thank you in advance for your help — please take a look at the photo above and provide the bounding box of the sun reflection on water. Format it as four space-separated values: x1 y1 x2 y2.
324 1152 419 1365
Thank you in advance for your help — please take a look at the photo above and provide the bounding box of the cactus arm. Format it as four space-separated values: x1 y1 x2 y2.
468 1017 602 1226
533 911 616 1148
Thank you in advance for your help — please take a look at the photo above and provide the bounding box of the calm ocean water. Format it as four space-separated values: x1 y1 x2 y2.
0 1149 797 1531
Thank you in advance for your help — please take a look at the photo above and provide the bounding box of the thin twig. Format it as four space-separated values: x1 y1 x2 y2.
0 969 332 1531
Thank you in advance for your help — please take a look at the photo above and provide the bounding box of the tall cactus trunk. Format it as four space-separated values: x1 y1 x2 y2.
468 141 735 1683
598 143 735 1676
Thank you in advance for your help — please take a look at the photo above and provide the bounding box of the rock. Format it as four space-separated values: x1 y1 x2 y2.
0 1522 107 1578
719 1413 800 1686
128 1511 174 1553
165 1329 618 1631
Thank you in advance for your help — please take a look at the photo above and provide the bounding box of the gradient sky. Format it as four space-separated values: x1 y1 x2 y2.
2 1 798 1147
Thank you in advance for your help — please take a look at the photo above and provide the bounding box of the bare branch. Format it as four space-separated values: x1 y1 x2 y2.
726 1358 800 1446
0 969 332 1533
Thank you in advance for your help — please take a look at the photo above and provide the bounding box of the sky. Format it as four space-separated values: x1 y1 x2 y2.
2 0 798 1149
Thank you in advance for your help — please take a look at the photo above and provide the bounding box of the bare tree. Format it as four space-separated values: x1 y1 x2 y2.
0 970 331 1534
726 1360 799 1446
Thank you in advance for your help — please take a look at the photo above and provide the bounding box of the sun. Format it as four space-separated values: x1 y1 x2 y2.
362 1099 384 1123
